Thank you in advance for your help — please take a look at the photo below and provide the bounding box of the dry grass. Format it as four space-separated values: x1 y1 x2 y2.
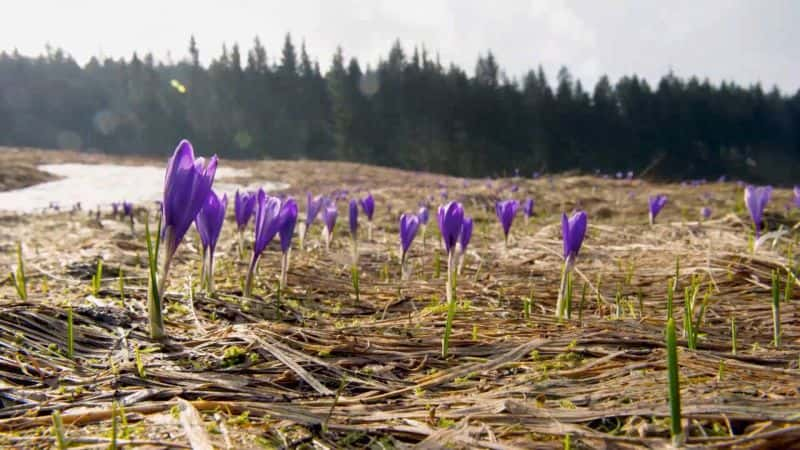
1 148 799 449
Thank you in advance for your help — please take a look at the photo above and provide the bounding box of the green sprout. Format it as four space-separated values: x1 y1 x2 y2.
90 258 103 296
52 410 68 449
145 213 164 339
12 242 27 300
666 317 683 445
772 270 781 348
66 307 74 359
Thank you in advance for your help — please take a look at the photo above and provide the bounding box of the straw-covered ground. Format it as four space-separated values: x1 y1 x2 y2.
1 148 799 449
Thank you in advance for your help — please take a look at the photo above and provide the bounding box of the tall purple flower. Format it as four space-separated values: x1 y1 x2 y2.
495 200 519 246
277 198 298 289
244 189 282 297
437 202 464 254
161 139 218 259
744 185 772 238
195 190 227 292
648 194 668 225
149 139 218 339
234 190 256 231
557 210 588 319
438 202 465 357
700 207 712 221
306 193 323 227
522 198 534 218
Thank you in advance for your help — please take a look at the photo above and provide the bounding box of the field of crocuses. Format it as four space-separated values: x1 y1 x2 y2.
1 142 800 449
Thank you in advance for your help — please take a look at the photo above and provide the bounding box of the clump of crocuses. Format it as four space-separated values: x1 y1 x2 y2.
234 190 256 257
744 185 772 239
556 211 588 320
648 194 667 225
195 190 227 293
150 139 218 339
399 213 420 280
495 200 518 248
359 194 375 241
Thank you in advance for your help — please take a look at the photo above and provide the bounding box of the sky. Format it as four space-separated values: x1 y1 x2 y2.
2 0 798 92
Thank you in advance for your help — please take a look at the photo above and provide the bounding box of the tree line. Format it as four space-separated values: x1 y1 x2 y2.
1 35 798 182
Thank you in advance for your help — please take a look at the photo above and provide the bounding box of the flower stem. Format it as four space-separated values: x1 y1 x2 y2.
556 257 574 320
244 256 258 297
442 251 457 357
280 250 290 290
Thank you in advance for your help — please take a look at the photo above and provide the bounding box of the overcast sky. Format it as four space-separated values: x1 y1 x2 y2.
2 0 798 92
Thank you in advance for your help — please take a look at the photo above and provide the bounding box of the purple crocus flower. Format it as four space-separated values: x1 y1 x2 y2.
195 190 227 292
557 210 588 319
277 197 298 289
522 198 534 218
459 217 473 254
111 202 120 216
562 211 588 262
306 193 324 227
359 194 375 221
744 185 772 238
418 206 429 224
195 190 227 253
321 201 338 250
122 201 133 217
437 202 464 254
648 194 668 225
243 189 282 297
701 207 712 220
234 190 256 231
456 217 473 274
161 139 218 259
253 190 282 258
400 213 420 257
495 199 519 245
278 198 298 254
359 194 374 240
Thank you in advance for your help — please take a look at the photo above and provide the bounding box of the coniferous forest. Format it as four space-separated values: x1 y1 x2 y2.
1 34 798 182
